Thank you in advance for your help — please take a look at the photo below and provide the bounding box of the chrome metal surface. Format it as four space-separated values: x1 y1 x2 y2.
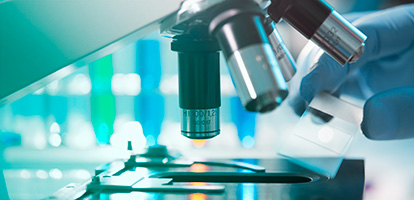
311 11 367 66
181 108 220 139
161 0 225 36
177 0 224 23
227 44 288 113
268 26 296 81
161 0 271 36
196 161 266 172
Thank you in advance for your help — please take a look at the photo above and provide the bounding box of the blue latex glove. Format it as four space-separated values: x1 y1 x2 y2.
289 4 414 140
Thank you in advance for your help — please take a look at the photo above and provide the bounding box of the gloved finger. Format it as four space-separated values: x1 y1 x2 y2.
299 52 348 102
360 45 414 93
288 42 346 115
343 11 377 22
290 4 414 115
288 91 308 116
339 44 414 99
349 4 414 70
288 11 374 116
308 4 414 89
361 87 414 140
288 42 323 115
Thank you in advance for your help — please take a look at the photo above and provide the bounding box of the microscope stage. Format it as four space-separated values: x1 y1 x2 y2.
49 158 364 200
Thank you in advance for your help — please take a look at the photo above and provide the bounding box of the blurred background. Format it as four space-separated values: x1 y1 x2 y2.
1 0 413 199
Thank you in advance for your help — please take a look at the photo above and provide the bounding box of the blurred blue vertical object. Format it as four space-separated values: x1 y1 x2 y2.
134 40 165 146
230 97 257 148
45 95 68 138
0 109 10 199
45 96 67 126
136 40 162 90
0 132 21 147
11 94 46 117
89 55 116 145
10 94 47 148
0 147 9 200
0 105 21 147
68 91 90 117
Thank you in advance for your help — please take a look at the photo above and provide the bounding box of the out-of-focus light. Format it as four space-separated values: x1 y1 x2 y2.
111 74 124 95
46 80 60 95
50 122 61 134
111 73 141 95
113 115 134 133
160 75 178 95
33 132 47 149
20 170 31 179
318 126 334 143
49 168 63 179
189 193 207 200
221 75 236 95
241 183 256 200
33 88 45 95
276 96 283 104
67 74 91 95
65 119 96 149
124 73 141 95
190 163 208 173
192 139 207 148
98 123 109 137
110 121 146 153
49 133 62 147
146 135 156 146
36 170 48 179
75 169 91 180
190 164 208 187
241 136 255 148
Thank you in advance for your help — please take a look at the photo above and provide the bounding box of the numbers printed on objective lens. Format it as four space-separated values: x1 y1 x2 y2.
193 120 211 125
323 26 341 47
183 109 216 118
274 44 285 60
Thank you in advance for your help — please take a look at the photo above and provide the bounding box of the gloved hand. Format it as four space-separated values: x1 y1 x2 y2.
289 4 414 140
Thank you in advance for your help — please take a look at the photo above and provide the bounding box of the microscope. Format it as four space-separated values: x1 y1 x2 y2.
162 0 366 139
1 0 368 199
0 0 366 141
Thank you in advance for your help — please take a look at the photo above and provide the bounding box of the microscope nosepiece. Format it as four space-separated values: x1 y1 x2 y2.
210 1 288 113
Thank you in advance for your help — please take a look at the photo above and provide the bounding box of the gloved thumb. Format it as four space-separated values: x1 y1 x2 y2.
361 87 414 140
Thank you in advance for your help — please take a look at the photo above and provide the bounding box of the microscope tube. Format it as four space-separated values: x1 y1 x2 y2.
268 0 366 65
311 10 366 65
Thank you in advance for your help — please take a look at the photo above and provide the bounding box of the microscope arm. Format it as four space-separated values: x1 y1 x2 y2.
0 0 182 106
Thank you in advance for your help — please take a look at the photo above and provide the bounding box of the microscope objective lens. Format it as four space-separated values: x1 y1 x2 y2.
181 108 220 139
